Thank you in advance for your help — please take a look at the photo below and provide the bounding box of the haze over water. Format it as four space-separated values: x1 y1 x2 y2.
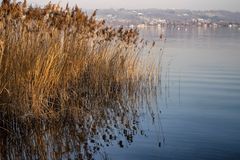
29 0 240 11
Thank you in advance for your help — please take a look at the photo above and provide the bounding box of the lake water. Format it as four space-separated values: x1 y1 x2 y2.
101 27 240 160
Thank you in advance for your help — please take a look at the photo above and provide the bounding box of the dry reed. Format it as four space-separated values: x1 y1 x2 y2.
0 0 160 120
0 1 162 159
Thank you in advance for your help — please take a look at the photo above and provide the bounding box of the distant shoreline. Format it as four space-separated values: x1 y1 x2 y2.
91 8 240 29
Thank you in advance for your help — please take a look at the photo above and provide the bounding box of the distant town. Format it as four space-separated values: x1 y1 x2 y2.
90 9 240 29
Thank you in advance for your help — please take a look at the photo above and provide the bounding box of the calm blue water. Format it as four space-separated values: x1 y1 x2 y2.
102 27 240 160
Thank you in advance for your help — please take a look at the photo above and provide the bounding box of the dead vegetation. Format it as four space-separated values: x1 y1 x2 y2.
0 0 160 119
0 1 162 159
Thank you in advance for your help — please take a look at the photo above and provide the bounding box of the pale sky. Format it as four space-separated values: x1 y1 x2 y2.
28 0 240 11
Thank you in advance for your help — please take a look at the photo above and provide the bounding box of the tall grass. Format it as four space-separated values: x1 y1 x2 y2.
0 1 162 159
0 0 161 120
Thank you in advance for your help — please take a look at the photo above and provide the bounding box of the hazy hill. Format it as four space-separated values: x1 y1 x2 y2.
93 9 240 24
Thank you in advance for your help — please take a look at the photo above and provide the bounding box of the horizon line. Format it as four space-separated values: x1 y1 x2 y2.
83 8 240 13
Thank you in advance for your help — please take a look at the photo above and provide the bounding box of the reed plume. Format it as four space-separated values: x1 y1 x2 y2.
0 0 160 119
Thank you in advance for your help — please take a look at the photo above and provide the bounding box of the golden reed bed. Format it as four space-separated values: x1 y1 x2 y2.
0 0 161 119
0 1 163 159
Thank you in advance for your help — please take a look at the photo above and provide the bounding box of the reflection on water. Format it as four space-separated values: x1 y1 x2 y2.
0 97 156 159
101 27 240 160
0 67 161 159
